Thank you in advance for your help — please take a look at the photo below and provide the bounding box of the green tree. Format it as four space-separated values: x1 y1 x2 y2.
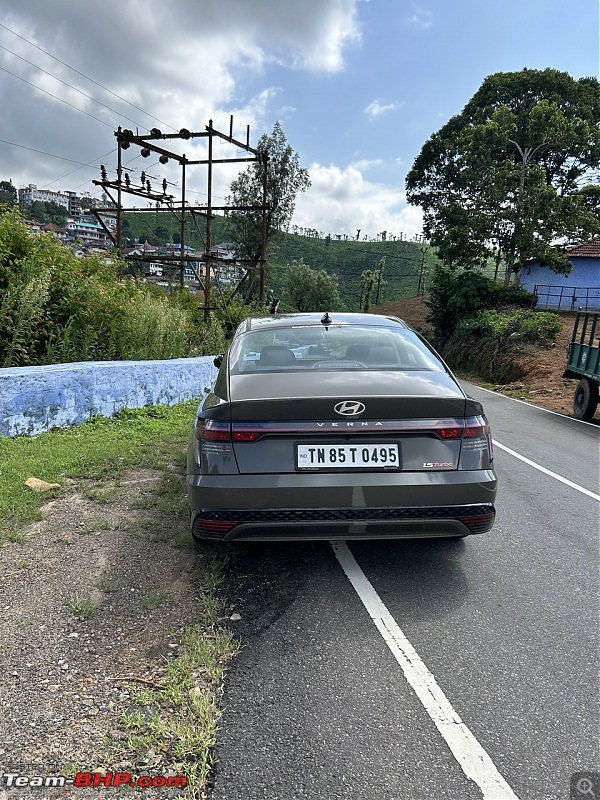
406 68 600 285
26 200 68 227
225 121 311 297
283 259 342 312
0 180 17 208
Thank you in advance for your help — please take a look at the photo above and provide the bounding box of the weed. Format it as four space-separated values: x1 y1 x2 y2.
67 594 96 619
17 559 30 569
106 621 239 797
85 486 119 504
96 568 117 594
89 518 112 532
141 591 168 610
59 763 79 779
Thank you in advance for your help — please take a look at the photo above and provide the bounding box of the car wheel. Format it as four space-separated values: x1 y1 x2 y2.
573 378 599 421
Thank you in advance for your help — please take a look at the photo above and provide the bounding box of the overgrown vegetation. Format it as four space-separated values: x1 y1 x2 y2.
0 210 228 366
457 309 561 343
107 593 238 793
426 267 534 339
425 266 561 383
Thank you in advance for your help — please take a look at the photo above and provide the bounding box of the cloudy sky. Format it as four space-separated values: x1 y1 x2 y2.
1 0 598 240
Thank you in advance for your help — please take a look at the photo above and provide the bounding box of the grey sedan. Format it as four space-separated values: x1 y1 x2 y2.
187 312 496 542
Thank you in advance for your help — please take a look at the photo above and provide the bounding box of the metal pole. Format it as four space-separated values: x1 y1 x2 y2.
259 153 268 302
116 130 123 252
180 160 186 290
205 120 213 322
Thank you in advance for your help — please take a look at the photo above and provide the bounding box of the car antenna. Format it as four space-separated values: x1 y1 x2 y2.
321 312 332 325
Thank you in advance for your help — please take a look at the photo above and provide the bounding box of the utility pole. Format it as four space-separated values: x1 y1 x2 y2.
92 116 268 321
259 150 268 302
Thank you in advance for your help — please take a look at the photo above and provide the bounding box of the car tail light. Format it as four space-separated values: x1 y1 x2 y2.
464 423 486 437
196 420 264 443
437 427 464 439
458 416 494 469
232 427 263 442
196 419 231 441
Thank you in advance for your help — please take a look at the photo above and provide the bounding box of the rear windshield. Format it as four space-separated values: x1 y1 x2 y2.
228 324 445 374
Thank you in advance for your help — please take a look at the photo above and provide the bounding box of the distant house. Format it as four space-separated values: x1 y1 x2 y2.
520 238 600 311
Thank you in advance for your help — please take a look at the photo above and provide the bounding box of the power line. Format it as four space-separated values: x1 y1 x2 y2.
0 138 107 166
0 21 176 132
44 149 117 188
0 44 146 129
0 65 114 128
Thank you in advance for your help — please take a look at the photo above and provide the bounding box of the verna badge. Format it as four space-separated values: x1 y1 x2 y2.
334 401 366 416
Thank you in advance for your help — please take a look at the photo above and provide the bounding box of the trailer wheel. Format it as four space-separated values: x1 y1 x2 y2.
573 378 599 421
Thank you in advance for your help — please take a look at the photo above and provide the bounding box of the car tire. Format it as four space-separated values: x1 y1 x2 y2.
573 378 599 421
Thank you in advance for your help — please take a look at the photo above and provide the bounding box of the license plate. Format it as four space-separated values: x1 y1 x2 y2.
296 443 400 470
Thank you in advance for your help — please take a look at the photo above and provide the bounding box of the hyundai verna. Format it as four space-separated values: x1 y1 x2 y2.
187 312 496 542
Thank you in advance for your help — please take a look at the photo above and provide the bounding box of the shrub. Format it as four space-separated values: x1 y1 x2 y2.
426 267 533 339
0 209 219 365
457 309 561 344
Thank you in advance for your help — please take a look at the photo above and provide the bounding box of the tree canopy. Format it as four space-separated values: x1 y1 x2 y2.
27 200 68 227
0 180 17 208
406 68 600 284
283 259 342 312
225 121 311 268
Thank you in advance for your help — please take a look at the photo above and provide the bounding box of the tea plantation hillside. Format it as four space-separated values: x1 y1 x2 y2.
123 211 438 309
268 235 438 309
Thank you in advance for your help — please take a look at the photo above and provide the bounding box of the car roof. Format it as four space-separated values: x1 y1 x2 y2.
235 312 411 336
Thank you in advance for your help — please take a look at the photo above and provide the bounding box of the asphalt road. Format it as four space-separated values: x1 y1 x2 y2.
211 385 600 800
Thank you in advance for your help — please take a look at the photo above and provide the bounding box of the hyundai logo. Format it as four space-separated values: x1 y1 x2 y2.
334 400 366 416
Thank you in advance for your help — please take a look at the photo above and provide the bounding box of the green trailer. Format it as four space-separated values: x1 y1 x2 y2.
563 311 600 420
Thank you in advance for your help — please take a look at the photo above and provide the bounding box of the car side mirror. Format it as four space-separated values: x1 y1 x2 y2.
213 354 224 369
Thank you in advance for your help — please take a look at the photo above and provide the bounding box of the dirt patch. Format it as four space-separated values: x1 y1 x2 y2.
374 298 599 422
0 468 207 798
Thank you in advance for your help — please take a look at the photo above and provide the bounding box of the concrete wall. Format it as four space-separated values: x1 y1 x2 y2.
0 357 218 438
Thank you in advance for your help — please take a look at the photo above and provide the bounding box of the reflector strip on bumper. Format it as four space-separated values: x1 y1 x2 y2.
192 504 496 539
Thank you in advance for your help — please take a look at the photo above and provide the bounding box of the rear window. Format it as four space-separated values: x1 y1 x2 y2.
228 324 445 374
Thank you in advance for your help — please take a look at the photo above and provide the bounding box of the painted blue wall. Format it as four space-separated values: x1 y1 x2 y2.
521 257 600 310
0 357 218 438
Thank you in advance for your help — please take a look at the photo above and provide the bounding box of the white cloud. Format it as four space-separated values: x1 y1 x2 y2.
408 6 433 28
0 0 360 188
350 158 383 171
364 99 403 119
293 162 423 240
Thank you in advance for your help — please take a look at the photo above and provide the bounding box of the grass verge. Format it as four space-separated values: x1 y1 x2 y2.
0 401 198 545
104 554 238 797
1 400 240 798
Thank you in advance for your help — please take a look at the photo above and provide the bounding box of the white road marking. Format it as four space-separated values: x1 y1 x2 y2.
493 440 600 502
332 541 519 800
465 383 600 428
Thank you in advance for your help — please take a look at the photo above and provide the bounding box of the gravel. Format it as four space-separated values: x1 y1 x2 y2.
0 470 206 799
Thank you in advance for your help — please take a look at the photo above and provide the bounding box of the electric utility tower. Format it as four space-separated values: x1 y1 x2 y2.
92 116 268 321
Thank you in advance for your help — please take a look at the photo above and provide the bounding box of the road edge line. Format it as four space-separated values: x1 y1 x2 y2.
332 541 520 800
467 384 599 428
493 440 600 501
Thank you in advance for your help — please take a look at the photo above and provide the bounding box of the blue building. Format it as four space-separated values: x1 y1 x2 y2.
520 238 600 311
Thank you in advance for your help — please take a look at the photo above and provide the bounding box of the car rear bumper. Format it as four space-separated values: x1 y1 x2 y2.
188 470 496 541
